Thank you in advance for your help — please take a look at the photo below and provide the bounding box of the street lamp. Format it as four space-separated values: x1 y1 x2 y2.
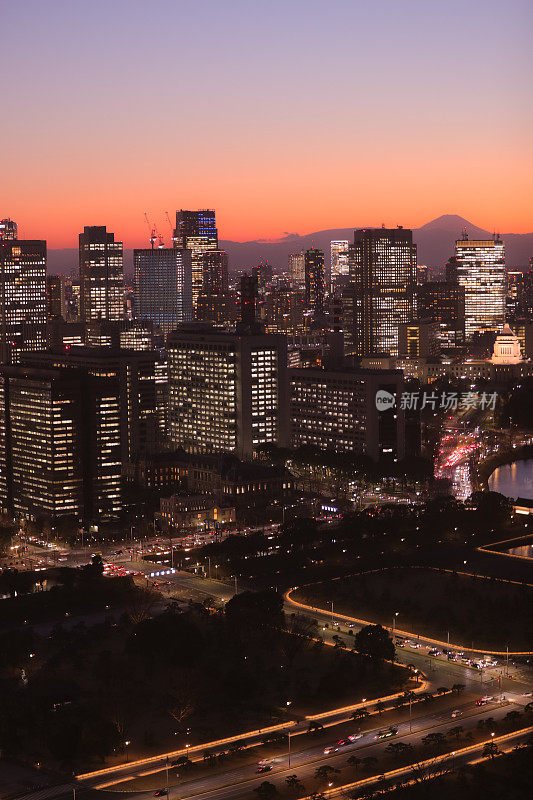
392 612 399 637
124 740 131 762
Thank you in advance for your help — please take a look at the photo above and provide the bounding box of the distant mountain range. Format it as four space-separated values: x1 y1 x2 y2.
47 215 533 277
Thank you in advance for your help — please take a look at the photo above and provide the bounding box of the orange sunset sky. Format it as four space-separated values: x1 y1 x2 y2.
2 0 532 248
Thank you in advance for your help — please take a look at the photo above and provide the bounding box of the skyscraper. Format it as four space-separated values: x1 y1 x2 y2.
26 347 160 463
0 219 18 240
134 247 192 337
167 325 289 459
290 367 405 462
240 272 258 326
304 248 325 317
202 249 229 294
79 225 124 323
416 281 465 345
0 364 122 521
330 240 349 279
452 235 506 338
46 275 66 320
0 238 47 363
347 227 417 356
288 252 305 286
173 209 218 305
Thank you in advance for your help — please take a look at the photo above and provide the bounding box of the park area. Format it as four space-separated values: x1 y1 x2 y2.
0 583 407 773
293 567 533 652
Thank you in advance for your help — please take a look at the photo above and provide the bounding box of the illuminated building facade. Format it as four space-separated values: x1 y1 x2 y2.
79 226 124 323
347 227 417 356
397 320 440 358
134 247 192 338
0 238 47 364
304 248 325 317
0 219 18 240
167 326 289 459
195 291 240 327
173 209 218 306
289 252 305 286
262 287 306 334
453 236 506 338
289 367 405 462
330 240 349 279
84 319 156 350
491 324 522 364
26 347 159 462
0 365 122 521
416 281 465 345
202 249 229 294
46 274 66 320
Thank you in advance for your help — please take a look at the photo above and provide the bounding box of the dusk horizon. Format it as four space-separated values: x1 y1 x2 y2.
2 2 533 799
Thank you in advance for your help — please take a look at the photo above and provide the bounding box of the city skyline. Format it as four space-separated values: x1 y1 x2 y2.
2 0 532 248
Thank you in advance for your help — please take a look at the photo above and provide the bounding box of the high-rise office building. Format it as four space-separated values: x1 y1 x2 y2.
26 347 159 463
240 273 259 327
304 248 325 317
330 240 349 279
290 367 405 462
397 320 440 358
202 249 229 294
452 235 505 338
173 209 218 305
346 227 417 356
416 281 465 345
167 325 289 459
0 219 18 240
0 365 122 521
46 274 66 321
79 225 124 323
289 252 305 286
134 247 192 338
196 291 240 328
0 238 47 363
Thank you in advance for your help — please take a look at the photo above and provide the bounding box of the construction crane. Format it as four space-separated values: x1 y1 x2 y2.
165 211 178 246
144 212 165 249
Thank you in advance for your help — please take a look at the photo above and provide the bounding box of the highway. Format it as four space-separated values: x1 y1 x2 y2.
66 564 532 797
89 698 531 800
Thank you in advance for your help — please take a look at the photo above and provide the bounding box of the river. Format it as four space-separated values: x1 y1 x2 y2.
488 459 533 500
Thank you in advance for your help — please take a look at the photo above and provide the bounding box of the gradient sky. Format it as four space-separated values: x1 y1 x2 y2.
2 0 532 248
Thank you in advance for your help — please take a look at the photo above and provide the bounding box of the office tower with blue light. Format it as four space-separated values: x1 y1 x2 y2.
173 209 218 305
134 247 192 338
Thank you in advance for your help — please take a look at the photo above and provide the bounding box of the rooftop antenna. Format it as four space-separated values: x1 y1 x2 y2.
461 226 468 241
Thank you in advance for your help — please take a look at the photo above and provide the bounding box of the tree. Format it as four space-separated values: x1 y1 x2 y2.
482 741 500 759
452 683 466 694
421 732 445 752
351 709 369 722
362 756 378 772
225 589 284 632
504 710 521 726
314 765 340 784
346 755 361 774
447 725 463 741
285 775 304 793
254 781 277 799
468 491 511 527
385 742 413 762
353 625 394 663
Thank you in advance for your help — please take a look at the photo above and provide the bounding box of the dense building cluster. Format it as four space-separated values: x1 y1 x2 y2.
0 210 529 532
